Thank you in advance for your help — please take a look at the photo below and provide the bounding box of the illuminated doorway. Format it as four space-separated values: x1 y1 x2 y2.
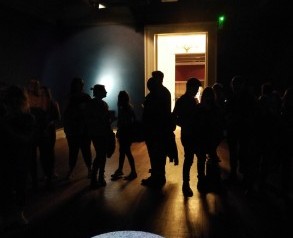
144 23 218 109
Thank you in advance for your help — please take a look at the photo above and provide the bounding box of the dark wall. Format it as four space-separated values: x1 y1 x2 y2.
0 5 145 120
217 4 292 96
0 5 55 88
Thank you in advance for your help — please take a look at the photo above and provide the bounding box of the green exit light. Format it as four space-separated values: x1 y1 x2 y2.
219 15 225 23
218 15 225 29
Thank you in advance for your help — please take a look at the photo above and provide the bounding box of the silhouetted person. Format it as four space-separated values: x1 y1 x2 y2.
152 71 178 166
26 79 56 190
212 82 227 111
212 82 227 139
196 86 225 192
198 87 225 159
111 90 137 181
141 71 174 188
143 76 156 175
39 86 61 189
63 77 92 179
85 84 114 188
256 82 282 191
225 75 258 189
0 85 35 228
172 77 204 196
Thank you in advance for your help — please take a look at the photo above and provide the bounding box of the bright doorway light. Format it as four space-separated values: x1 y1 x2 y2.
157 33 206 108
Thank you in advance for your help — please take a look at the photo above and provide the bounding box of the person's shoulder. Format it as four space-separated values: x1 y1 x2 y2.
81 92 91 100
175 94 186 104
179 93 191 101
163 85 170 91
128 103 134 109
94 99 109 109
102 99 109 106
162 86 171 95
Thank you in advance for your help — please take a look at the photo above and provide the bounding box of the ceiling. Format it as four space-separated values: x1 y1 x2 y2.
0 0 279 28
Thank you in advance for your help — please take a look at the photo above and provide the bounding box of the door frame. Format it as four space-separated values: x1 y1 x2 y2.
144 22 218 96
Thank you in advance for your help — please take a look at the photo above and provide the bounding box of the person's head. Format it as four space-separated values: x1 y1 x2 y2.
147 77 156 92
212 82 225 101
201 86 215 105
118 90 130 107
186 77 201 97
91 84 107 99
71 77 84 94
27 79 41 96
152 70 164 84
212 82 223 94
230 75 246 94
41 86 52 100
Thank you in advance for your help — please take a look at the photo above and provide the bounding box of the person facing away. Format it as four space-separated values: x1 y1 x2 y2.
255 82 282 190
85 84 114 188
197 86 225 161
225 75 258 187
212 82 227 111
26 79 56 190
172 77 204 197
141 71 173 188
111 90 137 181
38 86 61 188
212 82 228 137
63 77 92 179
152 71 178 165
0 85 35 227
195 86 226 192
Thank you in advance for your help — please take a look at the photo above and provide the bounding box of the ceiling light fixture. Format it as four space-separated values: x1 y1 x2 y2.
89 0 106 9
99 4 105 9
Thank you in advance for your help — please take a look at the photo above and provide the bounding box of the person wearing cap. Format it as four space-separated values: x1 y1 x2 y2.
85 84 114 188
172 77 204 196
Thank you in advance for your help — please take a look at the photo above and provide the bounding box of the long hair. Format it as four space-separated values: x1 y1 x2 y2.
118 90 130 108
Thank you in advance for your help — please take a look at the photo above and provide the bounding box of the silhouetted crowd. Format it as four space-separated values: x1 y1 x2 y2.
0 72 292 231
0 79 60 229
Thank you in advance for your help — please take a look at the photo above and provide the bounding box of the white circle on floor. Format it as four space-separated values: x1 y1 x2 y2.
92 230 164 238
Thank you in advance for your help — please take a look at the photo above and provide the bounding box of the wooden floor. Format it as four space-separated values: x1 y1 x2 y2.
2 128 293 238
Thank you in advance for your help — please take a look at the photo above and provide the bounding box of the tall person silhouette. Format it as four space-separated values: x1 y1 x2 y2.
141 71 173 188
172 77 204 196
63 77 92 180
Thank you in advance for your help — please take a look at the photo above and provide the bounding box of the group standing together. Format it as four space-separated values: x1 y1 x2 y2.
1 71 292 229
0 79 60 227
